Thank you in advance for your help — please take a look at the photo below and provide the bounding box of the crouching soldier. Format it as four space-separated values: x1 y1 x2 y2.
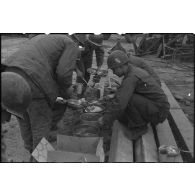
1 34 79 157
108 40 161 86
99 50 170 140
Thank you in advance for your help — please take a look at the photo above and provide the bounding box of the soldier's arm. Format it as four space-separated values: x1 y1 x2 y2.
135 61 161 86
102 73 137 126
129 55 161 86
56 42 79 90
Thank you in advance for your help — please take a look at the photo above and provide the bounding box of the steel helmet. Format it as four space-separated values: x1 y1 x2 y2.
87 34 104 47
1 72 32 119
107 50 129 69
108 41 127 54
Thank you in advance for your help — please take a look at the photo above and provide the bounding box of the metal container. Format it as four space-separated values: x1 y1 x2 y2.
84 104 105 113
73 124 100 137
80 113 102 126
67 99 83 109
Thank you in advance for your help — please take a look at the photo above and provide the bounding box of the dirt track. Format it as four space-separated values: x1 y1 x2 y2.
1 35 194 162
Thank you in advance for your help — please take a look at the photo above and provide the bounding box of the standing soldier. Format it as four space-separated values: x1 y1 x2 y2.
1 34 79 159
71 33 105 82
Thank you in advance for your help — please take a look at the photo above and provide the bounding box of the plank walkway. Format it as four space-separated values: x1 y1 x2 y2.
109 82 194 162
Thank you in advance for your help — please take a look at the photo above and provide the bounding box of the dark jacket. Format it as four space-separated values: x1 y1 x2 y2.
128 54 161 86
103 66 170 125
3 34 79 107
70 34 104 70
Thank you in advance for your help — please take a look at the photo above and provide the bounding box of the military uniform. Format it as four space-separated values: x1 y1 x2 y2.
128 54 161 86
2 34 79 152
103 66 170 130
70 34 104 82
107 44 161 86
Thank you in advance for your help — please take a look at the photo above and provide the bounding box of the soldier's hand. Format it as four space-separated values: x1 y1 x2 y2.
78 46 85 52
75 68 84 78
66 85 75 98
56 97 67 104
104 93 115 101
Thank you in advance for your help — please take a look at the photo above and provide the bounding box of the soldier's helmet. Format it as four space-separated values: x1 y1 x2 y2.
87 34 104 47
107 50 129 69
1 72 32 119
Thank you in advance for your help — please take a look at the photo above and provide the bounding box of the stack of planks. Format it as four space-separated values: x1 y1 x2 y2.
109 82 194 162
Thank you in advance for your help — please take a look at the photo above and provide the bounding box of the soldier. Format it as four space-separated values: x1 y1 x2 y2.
71 34 104 82
1 34 79 158
99 50 170 140
108 40 161 86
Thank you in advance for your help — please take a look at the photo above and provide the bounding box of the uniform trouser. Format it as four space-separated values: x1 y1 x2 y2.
84 66 91 83
17 99 66 153
76 59 91 94
119 94 168 130
80 54 93 82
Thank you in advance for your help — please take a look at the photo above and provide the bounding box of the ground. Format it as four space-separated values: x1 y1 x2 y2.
1 34 194 162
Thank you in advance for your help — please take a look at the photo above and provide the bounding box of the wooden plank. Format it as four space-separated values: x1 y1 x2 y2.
170 109 194 157
134 138 143 162
109 120 134 162
161 82 181 109
135 124 159 162
156 119 183 162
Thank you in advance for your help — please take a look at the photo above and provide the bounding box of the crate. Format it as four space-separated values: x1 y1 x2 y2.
47 134 105 162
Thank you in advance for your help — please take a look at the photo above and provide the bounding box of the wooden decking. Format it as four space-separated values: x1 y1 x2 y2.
109 82 194 162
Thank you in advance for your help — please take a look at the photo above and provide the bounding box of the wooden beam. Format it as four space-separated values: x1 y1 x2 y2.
134 138 143 162
161 82 181 109
109 120 134 162
156 119 183 162
135 124 159 162
170 109 194 157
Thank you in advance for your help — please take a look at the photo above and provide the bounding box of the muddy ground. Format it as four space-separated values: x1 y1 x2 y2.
1 34 194 162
